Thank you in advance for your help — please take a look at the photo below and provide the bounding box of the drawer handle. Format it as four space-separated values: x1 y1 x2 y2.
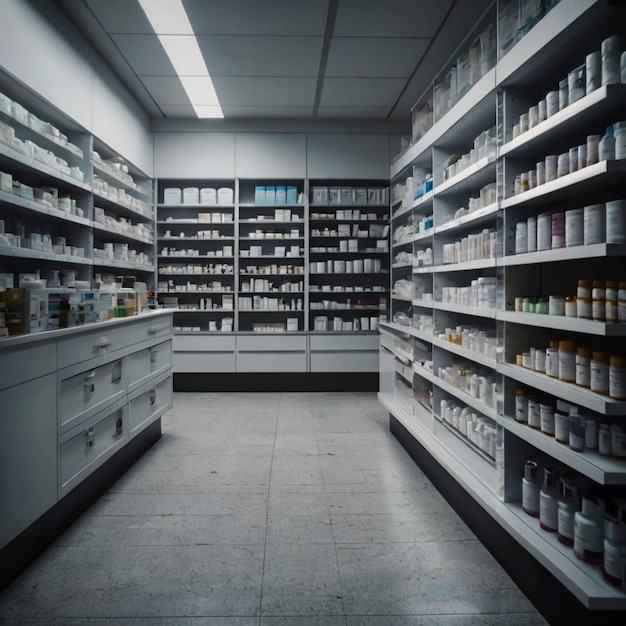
150 347 158 364
148 325 165 335
94 336 110 351
84 371 96 395
85 426 95 448
149 389 156 406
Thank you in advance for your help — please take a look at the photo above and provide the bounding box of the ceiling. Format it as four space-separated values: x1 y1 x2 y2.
53 0 492 122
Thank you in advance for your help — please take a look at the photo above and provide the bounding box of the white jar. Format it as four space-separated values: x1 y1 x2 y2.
606 199 626 243
527 216 537 252
602 35 621 85
583 203 606 244
565 208 584 247
616 121 626 159
537 212 552 250
515 221 528 254
586 51 601 94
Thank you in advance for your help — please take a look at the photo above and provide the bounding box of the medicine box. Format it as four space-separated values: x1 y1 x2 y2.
311 186 328 205
275 186 286 204
265 186 276 204
200 187 217 205
328 188 341 205
217 187 234 205
183 187 200 205
255 186 266 204
287 186 298 204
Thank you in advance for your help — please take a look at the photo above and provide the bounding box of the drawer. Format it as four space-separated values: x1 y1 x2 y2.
310 333 379 352
128 340 172 392
237 350 307 373
310 350 379 373
128 372 172 437
0 338 56 390
128 314 173 347
57 323 129 369
59 398 127 497
174 333 236 352
173 350 236 373
237 334 306 352
58 357 127 432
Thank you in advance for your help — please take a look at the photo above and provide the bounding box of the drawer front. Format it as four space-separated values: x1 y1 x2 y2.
57 324 129 369
129 315 173 346
58 357 127 431
310 333 379 352
237 351 307 373
128 374 172 437
310 350 379 373
128 340 172 391
0 339 57 390
173 350 236 373
59 399 127 496
237 334 306 352
174 333 236 352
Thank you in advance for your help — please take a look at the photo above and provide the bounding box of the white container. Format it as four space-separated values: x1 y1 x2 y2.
565 208 584 247
606 200 626 243
546 91 559 117
583 204 605 244
558 477 579 547
539 467 559 532
586 51 601 94
515 221 527 254
574 496 606 563
602 35 621 86
615 121 626 159
545 155 557 182
527 216 537 252
537 212 551 250
522 460 540 517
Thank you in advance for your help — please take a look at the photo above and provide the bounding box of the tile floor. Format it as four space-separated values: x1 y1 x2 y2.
0 392 548 625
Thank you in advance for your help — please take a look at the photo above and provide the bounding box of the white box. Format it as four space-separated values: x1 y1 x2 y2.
163 188 181 205
218 187 233 205
200 187 217 205
287 318 298 331
328 188 341 204
183 187 199 205
312 187 328 204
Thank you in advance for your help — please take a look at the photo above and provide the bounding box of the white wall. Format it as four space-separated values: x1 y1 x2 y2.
0 0 153 175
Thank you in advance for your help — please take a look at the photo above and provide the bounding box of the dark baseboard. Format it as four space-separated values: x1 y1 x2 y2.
173 372 379 392
389 414 625 626
0 419 162 593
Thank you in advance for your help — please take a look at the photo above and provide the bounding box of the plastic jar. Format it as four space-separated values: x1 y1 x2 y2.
538 98 547 122
578 144 587 170
520 172 529 194
536 161 546 186
515 387 528 423
546 346 560 378
577 280 592 319
618 281 626 322
554 412 570 443
586 51 601 94
602 35 621 85
527 216 537 252
577 279 592 299
569 146 579 173
539 466 559 532
565 208 584 247
603 514 626 586
585 417 598 449
569 413 586 452
586 135 602 166
535 298 548 314
559 340 576 382
546 91 559 117
592 280 606 321
599 423 612 455
528 169 537 190
522 460 540 516
590 351 610 395
609 355 626 399
606 199 626 243
515 221 527 254
606 281 618 322
549 295 565 316
551 212 565 248
528 105 538 129
540 403 555 435
528 397 541 429
545 155 558 182
557 152 570 177
519 113 529 133
615 121 626 159
599 125 616 161
583 203 606 244
565 296 577 317
576 347 592 387
534 348 546 373
558 79 569 110
537 212 551 250
612 424 626 457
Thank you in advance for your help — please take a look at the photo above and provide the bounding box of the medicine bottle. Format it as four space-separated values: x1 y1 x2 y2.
515 388 528 423
539 466 559 532
575 347 591 388
619 281 626 322
592 280 606 321
558 339 576 383
540 402 555 435
603 504 626 587
557 476 579 547
599 423 612 455
590 351 610 395
599 125 616 161
609 356 626 399
574 493 606 564
612 424 626 458
522 460 540 517
606 280 618 322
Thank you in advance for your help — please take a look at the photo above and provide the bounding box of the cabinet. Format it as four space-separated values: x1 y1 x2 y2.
381 0 626 610
0 79 154 305
156 177 390 375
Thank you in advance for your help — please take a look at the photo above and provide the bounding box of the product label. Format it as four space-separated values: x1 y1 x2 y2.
558 507 575 540
540 496 558 530
604 543 626 581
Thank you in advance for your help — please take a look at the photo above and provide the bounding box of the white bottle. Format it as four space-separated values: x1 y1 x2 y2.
522 460 540 517
574 493 606 563
539 466 559 532
558 476 580 547
604 502 626 587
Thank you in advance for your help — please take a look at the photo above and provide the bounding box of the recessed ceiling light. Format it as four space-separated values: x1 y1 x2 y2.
138 0 223 118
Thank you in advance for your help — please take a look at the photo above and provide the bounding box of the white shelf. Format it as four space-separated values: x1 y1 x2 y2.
498 310 626 336
92 189 152 221
433 301 497 319
0 189 90 226
411 229 433 243
434 156 496 197
501 243 626 266
434 202 499 235
412 264 435 274
411 189 434 211
391 294 414 303
433 258 497 272
92 258 153 272
431 335 497 369
502 416 626 485
498 362 626 416
93 223 153 245
431 376 499 422
92 161 149 198
0 245 91 264
411 298 434 309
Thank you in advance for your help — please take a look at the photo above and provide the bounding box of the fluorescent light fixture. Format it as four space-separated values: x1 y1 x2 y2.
138 0 223 118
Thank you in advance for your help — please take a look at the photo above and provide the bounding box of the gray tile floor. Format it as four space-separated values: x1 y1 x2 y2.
0 391 548 625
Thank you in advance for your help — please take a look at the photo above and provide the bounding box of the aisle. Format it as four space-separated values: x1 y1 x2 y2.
0 392 546 624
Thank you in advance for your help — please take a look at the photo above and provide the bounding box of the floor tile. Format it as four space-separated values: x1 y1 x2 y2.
266 515 334 544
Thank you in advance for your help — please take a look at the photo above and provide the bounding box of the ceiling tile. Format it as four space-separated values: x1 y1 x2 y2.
138 76 190 105
326 37 429 78
316 106 392 119
85 0 154 33
212 77 317 107
320 78 406 108
222 105 314 118
182 0 329 35
196 35 323 77
334 0 453 37
111 34 176 75
159 104 198 118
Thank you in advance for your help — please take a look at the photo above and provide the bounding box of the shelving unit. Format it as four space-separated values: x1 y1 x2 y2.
380 0 626 611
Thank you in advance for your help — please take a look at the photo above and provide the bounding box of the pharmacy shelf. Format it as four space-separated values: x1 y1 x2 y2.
92 189 152 221
413 265 435 274
498 310 626 336
433 301 497 319
501 161 626 210
391 202 414 221
391 294 414 303
92 161 149 198
501 243 626 266
392 262 413 270
412 229 433 243
431 375 499 423
159 255 235 260
159 290 234 295
93 223 153 245
498 362 626 416
411 298 434 309
435 156 496 197
435 415 496 467
431 335 497 369
158 236 234 241
0 189 90 226
435 203 499 235
378 392 414 425
0 245 91 264
500 85 626 159
92 258 152 272
433 258 497 272
391 238 413 249
502 416 626 485
380 321 434 344
411 190 435 212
